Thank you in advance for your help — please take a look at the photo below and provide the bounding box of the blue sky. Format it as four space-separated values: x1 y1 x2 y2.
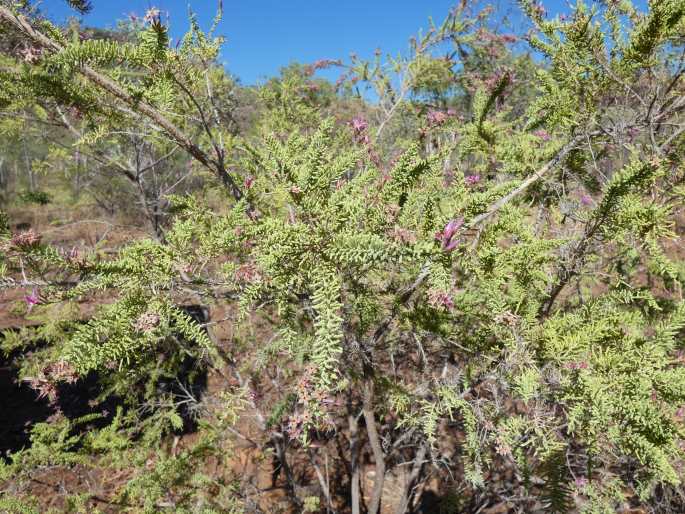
42 1 642 85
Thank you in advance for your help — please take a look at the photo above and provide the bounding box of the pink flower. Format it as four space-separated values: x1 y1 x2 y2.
20 46 41 63
428 289 454 310
244 176 255 189
350 117 371 145
435 218 464 252
484 69 515 90
43 361 78 384
25 289 41 311
575 477 588 488
134 312 160 332
311 59 340 70
427 110 448 126
443 218 463 241
350 117 368 133
234 263 260 283
580 194 593 206
533 129 551 141
464 174 481 186
11 229 41 248
24 377 58 403
144 7 160 24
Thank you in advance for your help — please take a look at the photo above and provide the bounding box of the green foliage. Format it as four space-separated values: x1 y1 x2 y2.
120 435 243 514
1 0 685 511
539 451 574 514
17 190 50 205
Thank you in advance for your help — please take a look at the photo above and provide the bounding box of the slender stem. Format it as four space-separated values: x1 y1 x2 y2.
362 379 386 514
349 409 361 514
394 443 428 514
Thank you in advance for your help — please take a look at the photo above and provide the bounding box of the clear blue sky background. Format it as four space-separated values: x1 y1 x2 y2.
43 1 645 85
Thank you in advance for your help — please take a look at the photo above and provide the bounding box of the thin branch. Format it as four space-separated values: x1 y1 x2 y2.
394 443 428 514
349 407 362 514
0 6 247 205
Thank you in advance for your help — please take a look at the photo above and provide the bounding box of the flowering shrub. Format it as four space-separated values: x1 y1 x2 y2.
1 0 685 512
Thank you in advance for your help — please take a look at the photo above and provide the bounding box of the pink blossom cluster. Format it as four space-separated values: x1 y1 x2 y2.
312 59 341 71
533 129 551 141
234 263 260 284
295 365 317 401
350 116 372 146
286 365 336 438
626 126 640 142
134 311 161 332
144 7 161 24
44 361 79 384
483 69 515 91
24 376 59 403
335 74 347 88
427 110 448 126
286 409 312 439
20 46 42 64
349 116 381 165
427 289 454 311
243 176 255 189
24 361 78 404
494 436 512 457
63 246 87 268
464 174 481 186
351 117 368 133
580 194 593 206
25 289 41 311
11 229 41 248
575 477 588 488
495 311 521 327
384 203 401 221
475 28 517 45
